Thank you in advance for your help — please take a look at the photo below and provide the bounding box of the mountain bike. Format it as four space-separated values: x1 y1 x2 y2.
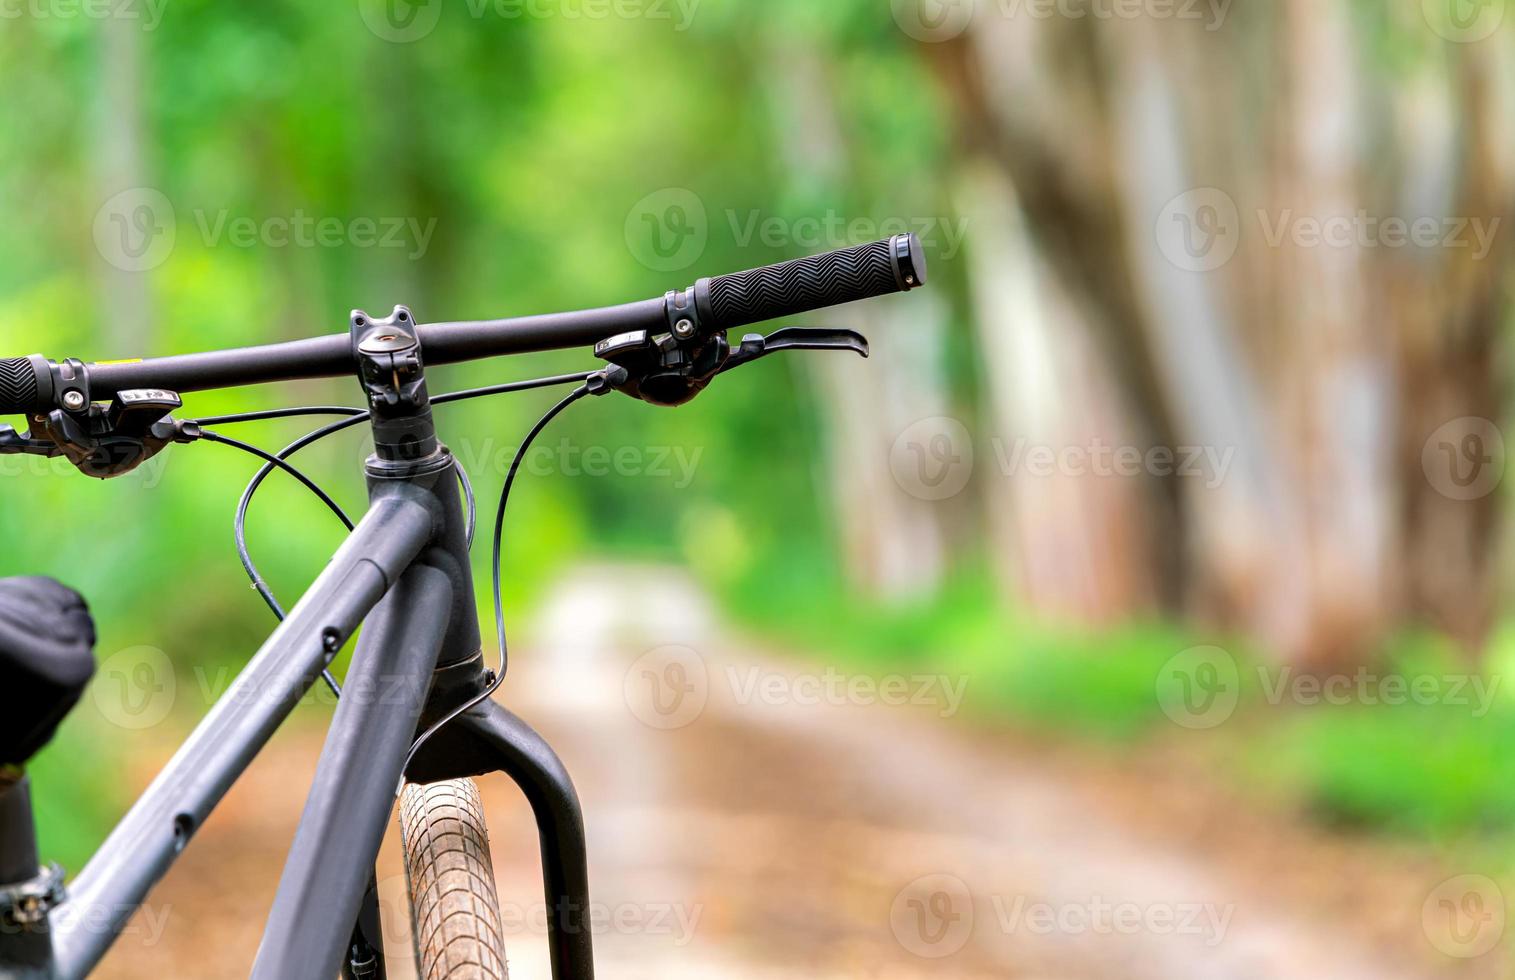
0 234 928 979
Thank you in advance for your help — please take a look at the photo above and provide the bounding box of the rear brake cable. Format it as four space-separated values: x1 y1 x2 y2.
195 428 357 696
398 382 592 788
186 369 595 699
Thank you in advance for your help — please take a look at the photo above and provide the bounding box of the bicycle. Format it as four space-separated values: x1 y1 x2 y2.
0 234 928 979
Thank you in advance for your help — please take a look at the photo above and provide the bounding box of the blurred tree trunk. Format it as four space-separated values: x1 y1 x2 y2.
960 162 1157 622
928 6 1515 663
811 297 955 598
764 36 955 599
1390 47 1515 654
95 16 152 351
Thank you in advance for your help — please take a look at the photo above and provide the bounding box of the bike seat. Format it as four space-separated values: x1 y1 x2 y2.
0 577 96 767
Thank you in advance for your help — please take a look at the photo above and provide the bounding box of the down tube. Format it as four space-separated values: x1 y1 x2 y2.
252 563 454 979
51 490 437 980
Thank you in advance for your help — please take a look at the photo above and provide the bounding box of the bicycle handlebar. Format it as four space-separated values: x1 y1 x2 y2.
0 357 49 416
695 234 926 331
0 234 926 413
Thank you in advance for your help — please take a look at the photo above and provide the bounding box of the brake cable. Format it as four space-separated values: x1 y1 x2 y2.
196 429 357 696
399 383 592 788
221 371 595 618
186 369 596 700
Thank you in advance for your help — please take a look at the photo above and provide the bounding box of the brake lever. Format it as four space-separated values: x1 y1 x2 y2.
1 391 196 478
0 424 61 458
720 327 870 374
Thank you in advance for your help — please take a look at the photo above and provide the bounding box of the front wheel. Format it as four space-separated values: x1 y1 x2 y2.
399 778 509 979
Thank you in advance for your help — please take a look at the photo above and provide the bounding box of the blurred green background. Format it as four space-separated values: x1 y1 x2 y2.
3 0 1515 971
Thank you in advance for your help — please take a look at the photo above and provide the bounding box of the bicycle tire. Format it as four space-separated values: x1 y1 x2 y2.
399 778 509 980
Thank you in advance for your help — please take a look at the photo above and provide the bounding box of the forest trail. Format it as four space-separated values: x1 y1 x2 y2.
93 565 1496 979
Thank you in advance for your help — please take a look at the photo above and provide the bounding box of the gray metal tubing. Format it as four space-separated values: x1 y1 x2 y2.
251 564 452 979
52 491 436 979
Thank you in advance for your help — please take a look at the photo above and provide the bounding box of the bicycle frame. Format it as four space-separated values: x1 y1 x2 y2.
0 233 927 979
0 315 597 979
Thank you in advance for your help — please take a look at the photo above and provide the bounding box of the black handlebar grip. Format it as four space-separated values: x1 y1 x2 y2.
0 356 52 416
693 234 927 331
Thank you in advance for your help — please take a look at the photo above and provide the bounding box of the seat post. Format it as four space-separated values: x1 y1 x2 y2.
0 768 39 886
0 768 56 978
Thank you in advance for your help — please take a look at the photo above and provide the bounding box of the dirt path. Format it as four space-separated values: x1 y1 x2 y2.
91 565 1504 978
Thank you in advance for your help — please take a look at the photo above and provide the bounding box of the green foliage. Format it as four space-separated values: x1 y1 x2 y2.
1255 705 1515 837
1241 634 1515 839
722 568 1515 842
720 562 1209 742
3 0 1504 882
28 717 132 873
0 1 957 865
